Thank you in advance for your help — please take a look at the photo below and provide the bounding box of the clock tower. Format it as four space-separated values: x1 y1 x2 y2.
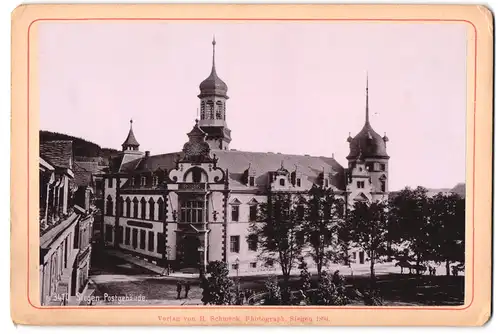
197 37 232 150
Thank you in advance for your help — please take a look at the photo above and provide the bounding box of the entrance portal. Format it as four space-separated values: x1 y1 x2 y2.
181 235 201 267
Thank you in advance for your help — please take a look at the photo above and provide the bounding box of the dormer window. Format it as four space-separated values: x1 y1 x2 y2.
249 176 255 186
152 176 158 187
296 178 301 187
140 176 146 187
279 179 285 186
357 181 365 189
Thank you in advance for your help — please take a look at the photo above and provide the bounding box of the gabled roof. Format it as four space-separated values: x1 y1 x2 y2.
39 140 73 169
127 149 346 190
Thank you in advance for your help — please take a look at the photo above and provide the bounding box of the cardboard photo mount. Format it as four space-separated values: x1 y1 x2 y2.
10 4 493 326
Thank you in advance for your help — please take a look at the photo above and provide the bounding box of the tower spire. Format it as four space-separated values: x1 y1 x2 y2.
212 35 216 73
365 73 370 124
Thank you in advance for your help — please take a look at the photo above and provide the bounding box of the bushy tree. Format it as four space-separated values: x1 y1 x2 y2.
347 201 389 284
201 261 234 305
428 193 465 275
250 193 306 284
264 275 282 305
298 258 311 292
389 187 433 268
303 185 345 274
315 270 349 305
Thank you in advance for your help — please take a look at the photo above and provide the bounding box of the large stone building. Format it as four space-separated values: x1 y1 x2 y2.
102 39 390 274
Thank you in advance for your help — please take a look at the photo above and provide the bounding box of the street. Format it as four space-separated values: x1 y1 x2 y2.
89 250 203 305
89 248 464 306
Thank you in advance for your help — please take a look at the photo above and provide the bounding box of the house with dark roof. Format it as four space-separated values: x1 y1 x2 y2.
39 141 97 305
102 39 391 275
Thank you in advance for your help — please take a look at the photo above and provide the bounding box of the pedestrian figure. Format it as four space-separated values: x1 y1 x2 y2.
297 289 307 306
184 281 191 299
244 289 252 303
176 280 183 299
238 291 245 305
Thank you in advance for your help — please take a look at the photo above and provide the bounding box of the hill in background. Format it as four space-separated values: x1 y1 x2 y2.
40 130 120 165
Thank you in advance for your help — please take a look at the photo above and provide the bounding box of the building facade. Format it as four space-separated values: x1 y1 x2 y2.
102 39 390 274
39 141 95 305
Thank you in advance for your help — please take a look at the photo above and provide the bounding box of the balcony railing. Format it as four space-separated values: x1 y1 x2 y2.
178 183 207 192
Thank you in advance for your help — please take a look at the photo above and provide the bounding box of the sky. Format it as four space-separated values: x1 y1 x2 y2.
38 21 467 191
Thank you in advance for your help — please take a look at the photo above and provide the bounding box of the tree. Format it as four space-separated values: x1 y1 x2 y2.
428 193 465 275
264 275 282 305
348 200 389 284
389 187 433 268
201 261 235 305
315 270 349 306
303 185 345 274
298 258 311 292
249 193 306 283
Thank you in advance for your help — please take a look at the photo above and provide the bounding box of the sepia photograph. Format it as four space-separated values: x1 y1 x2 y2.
37 19 468 309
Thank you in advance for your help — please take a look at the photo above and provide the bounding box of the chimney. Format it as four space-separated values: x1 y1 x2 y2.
145 151 150 158
332 153 335 159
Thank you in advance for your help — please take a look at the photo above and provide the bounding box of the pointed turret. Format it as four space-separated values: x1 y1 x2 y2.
122 119 140 151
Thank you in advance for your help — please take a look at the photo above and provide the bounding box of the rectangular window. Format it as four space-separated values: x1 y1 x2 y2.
230 236 240 253
352 252 357 260
357 181 365 189
140 177 146 186
125 227 131 245
249 205 257 222
231 205 239 222
157 233 165 254
249 176 255 186
180 200 205 223
325 179 329 187
380 163 386 171
117 226 124 244
132 229 138 248
148 231 155 252
231 263 239 270
381 181 386 192
296 178 301 187
250 262 257 268
140 230 146 250
107 178 113 188
130 177 135 187
247 234 258 251
152 176 158 187
105 225 112 242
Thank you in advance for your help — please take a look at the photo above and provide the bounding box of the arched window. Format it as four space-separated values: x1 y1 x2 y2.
148 198 155 220
279 178 285 186
207 101 214 119
200 101 206 119
140 198 147 220
216 101 223 120
106 195 114 216
125 197 131 218
157 197 165 222
133 197 139 218
117 197 124 217
192 167 202 183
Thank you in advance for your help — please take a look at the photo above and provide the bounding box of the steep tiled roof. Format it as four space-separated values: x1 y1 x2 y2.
73 161 104 187
39 140 73 169
129 149 346 190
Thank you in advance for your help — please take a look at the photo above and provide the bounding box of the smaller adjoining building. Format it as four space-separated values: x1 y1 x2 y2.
39 140 96 306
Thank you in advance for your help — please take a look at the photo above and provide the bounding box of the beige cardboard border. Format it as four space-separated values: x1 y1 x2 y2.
10 4 493 326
